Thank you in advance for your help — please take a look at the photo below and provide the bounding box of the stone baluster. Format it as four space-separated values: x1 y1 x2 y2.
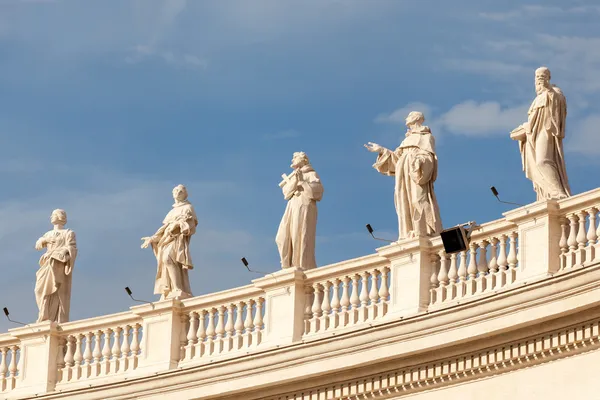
378 268 390 316
488 237 499 290
83 332 93 378
186 312 198 360
304 287 313 334
330 279 341 329
129 324 140 368
215 306 226 354
243 302 254 348
458 250 468 297
120 325 131 371
575 211 588 266
350 275 361 324
320 281 332 330
340 277 351 328
559 218 569 270
497 234 508 287
8 346 17 386
467 244 478 295
194 310 207 357
101 329 112 375
436 251 449 303
567 214 579 269
225 304 235 352
179 314 189 361
507 232 518 283
448 253 458 300
92 330 102 376
586 208 598 263
368 270 380 320
311 283 322 333
253 298 264 346
73 334 83 379
477 240 489 294
206 309 216 356
0 347 7 388
234 303 244 351
63 337 75 382
358 272 370 322
111 327 122 373
430 254 439 304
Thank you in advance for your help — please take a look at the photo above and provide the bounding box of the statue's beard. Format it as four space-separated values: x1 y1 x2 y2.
535 82 545 95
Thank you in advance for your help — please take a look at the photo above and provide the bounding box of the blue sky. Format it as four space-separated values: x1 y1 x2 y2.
1 0 599 331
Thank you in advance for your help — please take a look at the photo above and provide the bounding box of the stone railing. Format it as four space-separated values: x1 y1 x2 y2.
428 218 520 306
2 188 600 399
302 254 390 336
179 285 266 363
55 311 143 386
0 333 20 394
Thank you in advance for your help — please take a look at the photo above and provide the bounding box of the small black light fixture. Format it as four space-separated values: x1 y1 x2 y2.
124 287 153 305
240 257 271 275
440 221 479 254
365 224 394 243
490 186 524 207
2 307 27 326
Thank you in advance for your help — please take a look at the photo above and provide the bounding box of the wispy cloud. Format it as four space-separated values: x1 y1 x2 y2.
125 45 208 69
374 102 432 124
566 114 600 156
479 5 600 21
437 101 528 137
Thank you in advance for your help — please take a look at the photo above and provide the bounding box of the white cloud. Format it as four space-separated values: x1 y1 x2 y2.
374 102 432 124
436 101 528 136
125 45 208 69
479 5 600 21
566 114 600 156
443 59 529 77
262 129 301 140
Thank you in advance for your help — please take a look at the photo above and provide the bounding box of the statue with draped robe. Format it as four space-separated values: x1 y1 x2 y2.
34 209 77 323
510 66 571 201
141 184 198 300
365 111 443 241
276 152 324 270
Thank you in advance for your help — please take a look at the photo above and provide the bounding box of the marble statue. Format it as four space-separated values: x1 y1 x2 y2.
141 184 198 300
511 66 571 201
275 152 324 270
365 111 443 241
34 209 77 323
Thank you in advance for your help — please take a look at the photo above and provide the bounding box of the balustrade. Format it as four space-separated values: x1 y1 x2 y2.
559 207 600 270
180 294 266 362
431 230 519 306
0 336 19 393
303 266 390 335
57 317 142 384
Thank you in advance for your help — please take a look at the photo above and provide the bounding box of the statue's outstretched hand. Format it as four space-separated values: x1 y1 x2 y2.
34 238 45 251
141 237 153 249
364 142 383 153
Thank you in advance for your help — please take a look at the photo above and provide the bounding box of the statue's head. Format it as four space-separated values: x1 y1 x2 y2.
51 209 67 226
291 151 310 169
172 184 188 203
535 67 551 94
405 111 425 128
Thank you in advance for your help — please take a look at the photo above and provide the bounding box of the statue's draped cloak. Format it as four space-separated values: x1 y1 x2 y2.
150 201 198 298
35 229 77 323
373 126 443 240
276 164 324 270
520 86 571 200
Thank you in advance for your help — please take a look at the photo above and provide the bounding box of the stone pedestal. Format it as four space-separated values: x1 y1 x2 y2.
253 268 306 346
9 321 60 395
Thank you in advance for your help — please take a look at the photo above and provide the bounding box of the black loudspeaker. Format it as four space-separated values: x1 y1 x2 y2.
440 226 469 254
